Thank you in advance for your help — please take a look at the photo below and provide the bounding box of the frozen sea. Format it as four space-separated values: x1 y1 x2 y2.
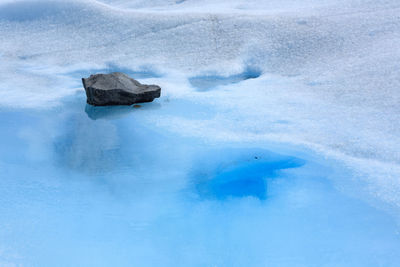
1 0 400 266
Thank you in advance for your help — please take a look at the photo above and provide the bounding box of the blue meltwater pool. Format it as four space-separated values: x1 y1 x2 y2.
0 92 399 266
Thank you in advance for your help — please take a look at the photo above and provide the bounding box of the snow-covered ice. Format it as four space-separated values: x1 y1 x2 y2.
0 0 400 266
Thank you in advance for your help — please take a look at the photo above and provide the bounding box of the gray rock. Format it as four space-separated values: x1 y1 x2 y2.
82 72 161 106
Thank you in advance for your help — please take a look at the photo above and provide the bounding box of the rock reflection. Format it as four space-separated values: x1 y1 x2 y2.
54 115 120 173
85 104 134 120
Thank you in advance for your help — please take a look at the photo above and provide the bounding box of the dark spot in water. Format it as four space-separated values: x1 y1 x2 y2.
189 66 262 91
133 105 142 108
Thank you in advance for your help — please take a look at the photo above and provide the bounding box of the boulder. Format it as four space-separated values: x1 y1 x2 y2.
82 72 161 106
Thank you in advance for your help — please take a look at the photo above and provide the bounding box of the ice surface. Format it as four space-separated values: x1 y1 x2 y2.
1 0 400 265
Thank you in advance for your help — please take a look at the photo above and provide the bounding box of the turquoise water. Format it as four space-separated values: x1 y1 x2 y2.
0 92 400 266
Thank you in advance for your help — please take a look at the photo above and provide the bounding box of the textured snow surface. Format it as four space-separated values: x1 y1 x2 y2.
1 0 400 265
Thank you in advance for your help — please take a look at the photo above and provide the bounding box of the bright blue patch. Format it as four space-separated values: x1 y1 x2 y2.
194 155 304 200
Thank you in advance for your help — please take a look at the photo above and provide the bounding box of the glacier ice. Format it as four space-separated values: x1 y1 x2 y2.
0 0 400 266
